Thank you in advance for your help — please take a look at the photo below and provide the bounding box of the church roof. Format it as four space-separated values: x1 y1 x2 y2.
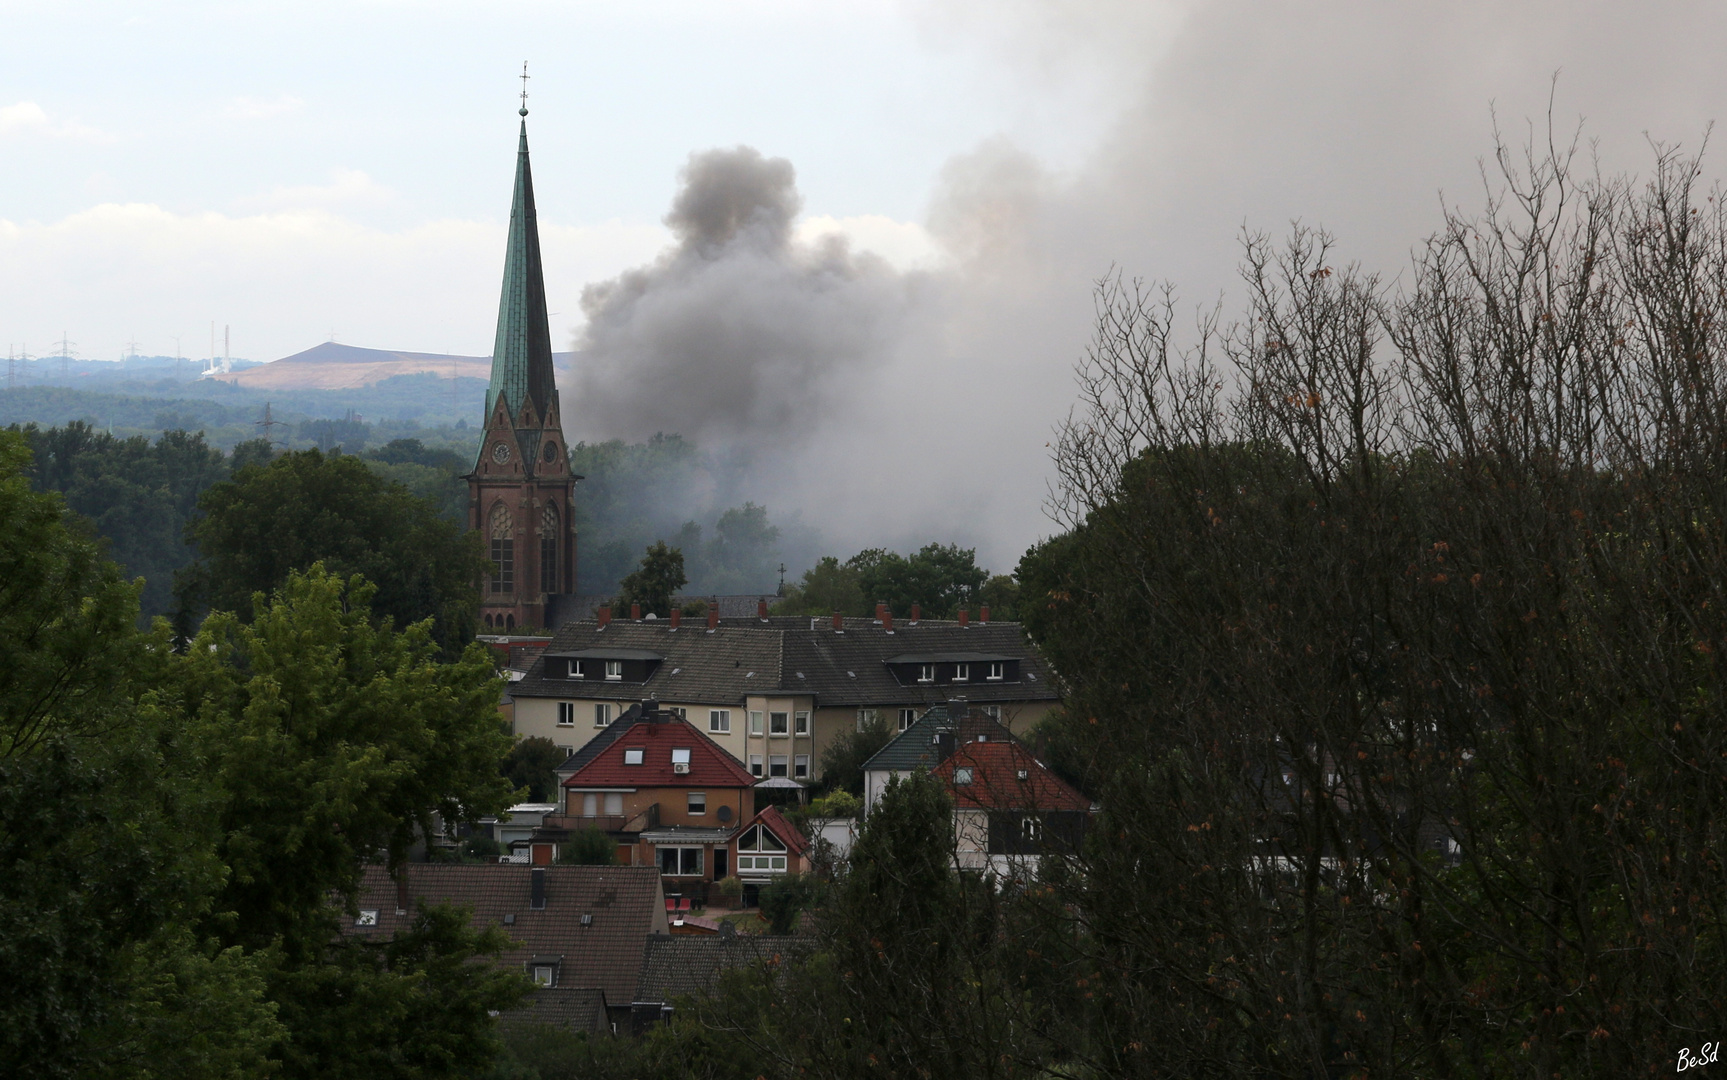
485 116 559 433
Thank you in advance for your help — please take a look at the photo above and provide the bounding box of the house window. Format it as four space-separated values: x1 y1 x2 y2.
604 792 623 815
749 754 763 777
769 755 788 778
794 711 809 735
709 709 731 734
1021 816 1043 842
355 910 378 927
540 504 559 594
688 791 706 815
623 748 644 765
604 660 623 680
736 825 788 872
581 792 597 816
556 745 573 759
672 747 692 768
953 766 974 785
982 705 1002 721
670 707 686 720
898 708 917 732
954 663 970 682
657 847 703 876
769 711 788 735
488 504 514 595
557 702 575 727
594 703 612 727
794 754 809 779
918 664 935 683
749 711 764 736
855 708 879 732
987 662 1004 681
567 660 584 679
532 964 556 987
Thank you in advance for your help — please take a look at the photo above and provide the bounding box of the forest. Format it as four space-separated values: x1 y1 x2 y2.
5 139 1726 1079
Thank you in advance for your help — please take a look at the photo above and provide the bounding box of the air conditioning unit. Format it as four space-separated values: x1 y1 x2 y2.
673 762 690 774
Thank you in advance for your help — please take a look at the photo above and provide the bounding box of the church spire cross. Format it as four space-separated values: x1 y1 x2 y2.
519 61 530 117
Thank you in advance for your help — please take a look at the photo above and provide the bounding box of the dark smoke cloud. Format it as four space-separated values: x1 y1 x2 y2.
569 147 928 448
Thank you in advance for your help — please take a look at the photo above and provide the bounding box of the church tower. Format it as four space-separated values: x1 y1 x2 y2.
469 92 576 632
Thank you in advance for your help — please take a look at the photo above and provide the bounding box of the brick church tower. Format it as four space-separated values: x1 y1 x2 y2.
469 101 576 632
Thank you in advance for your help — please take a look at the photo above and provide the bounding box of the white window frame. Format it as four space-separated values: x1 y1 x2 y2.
623 748 644 766
1021 815 1043 842
687 791 706 815
794 754 809 779
954 663 969 683
987 662 1004 681
855 708 879 732
533 964 556 987
557 702 575 727
604 659 623 681
898 708 916 732
657 846 704 876
749 754 763 777
671 747 692 766
953 766 974 785
794 710 809 735
918 664 935 683
749 711 764 736
769 754 788 778
709 709 732 734
567 660 584 679
983 705 1002 721
769 711 789 736
594 703 612 728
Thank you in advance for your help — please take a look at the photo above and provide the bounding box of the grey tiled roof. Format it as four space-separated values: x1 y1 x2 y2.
512 617 1059 709
634 933 803 1003
860 706 1019 773
346 864 665 1004
498 987 609 1033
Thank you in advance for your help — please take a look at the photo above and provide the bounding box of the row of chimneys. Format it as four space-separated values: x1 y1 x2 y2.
593 601 992 631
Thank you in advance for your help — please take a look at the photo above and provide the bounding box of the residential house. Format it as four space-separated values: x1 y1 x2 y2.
632 930 804 1031
727 804 811 906
506 606 1060 779
346 864 667 1032
544 707 760 904
859 701 1016 814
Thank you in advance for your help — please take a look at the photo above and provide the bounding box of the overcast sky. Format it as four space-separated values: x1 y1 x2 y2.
4 1 1726 568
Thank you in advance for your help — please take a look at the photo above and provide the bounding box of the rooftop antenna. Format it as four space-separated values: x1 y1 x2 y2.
256 402 279 447
519 60 530 117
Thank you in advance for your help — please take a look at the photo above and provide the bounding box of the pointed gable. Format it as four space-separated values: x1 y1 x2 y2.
564 716 757 789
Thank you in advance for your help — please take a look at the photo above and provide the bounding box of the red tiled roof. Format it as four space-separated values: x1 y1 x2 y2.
744 805 810 857
565 716 756 788
932 740 1093 813
346 864 666 1003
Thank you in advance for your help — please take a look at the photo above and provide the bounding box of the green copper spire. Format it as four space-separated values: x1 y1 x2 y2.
485 113 557 425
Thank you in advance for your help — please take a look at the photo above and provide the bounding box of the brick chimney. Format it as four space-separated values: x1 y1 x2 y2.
882 608 894 633
670 608 682 629
958 607 969 627
757 599 769 621
980 605 990 624
631 603 642 621
707 604 719 631
874 602 886 624
910 603 921 623
597 605 611 628
832 610 843 631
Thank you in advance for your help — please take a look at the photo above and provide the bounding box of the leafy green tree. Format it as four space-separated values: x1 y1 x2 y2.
559 827 619 866
17 421 231 621
614 540 688 616
816 711 892 795
180 449 487 655
502 735 565 802
756 873 820 934
777 544 991 619
771 555 864 616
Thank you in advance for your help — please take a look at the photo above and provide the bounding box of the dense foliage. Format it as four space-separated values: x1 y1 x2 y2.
613 540 689 616
179 449 488 655
774 543 1013 619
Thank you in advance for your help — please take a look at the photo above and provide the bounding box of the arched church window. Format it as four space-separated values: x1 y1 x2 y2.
489 503 514 595
540 502 559 594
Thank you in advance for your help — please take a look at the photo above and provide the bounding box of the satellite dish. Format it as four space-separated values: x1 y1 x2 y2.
717 805 734 823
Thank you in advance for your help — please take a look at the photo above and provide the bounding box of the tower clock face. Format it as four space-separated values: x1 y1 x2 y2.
491 442 511 464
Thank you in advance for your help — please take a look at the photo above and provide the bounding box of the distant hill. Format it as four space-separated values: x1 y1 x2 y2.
207 342 578 391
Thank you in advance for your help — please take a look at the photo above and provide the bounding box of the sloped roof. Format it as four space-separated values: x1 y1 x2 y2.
347 864 665 1004
932 740 1093 813
741 805 809 857
860 706 1018 774
634 934 802 1003
498 987 609 1033
566 716 756 789
512 617 1058 709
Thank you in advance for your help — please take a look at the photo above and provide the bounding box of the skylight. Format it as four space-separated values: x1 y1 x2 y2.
623 748 644 765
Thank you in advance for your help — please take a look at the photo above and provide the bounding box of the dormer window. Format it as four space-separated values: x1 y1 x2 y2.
533 965 555 987
954 663 970 682
918 664 935 683
953 767 974 785
623 748 645 765
987 662 1004 681
604 660 623 680
568 660 584 679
